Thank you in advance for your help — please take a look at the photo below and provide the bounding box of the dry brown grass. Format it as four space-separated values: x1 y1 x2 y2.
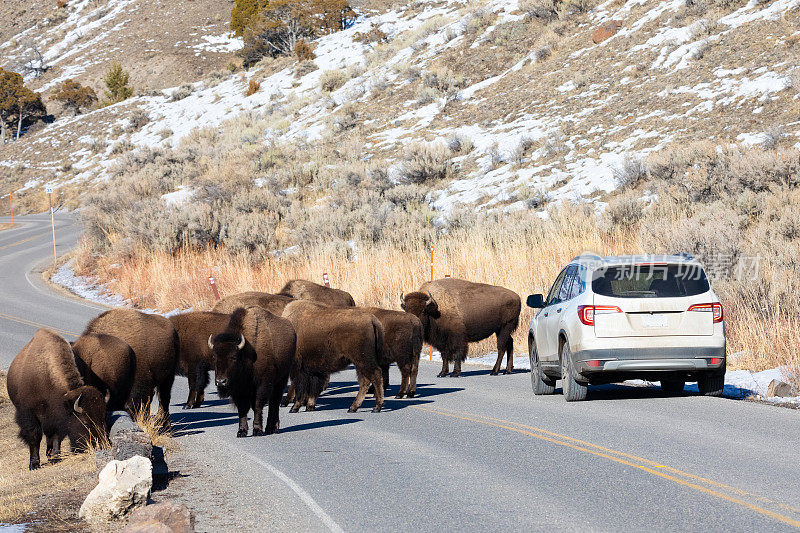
130 405 174 450
0 372 96 529
0 223 16 231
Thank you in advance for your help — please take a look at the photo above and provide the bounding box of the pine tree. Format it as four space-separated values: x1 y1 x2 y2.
51 79 98 114
103 62 133 105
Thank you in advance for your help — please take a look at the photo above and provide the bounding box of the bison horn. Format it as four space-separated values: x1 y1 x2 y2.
208 334 215 350
425 292 435 305
104 389 111 405
237 334 246 350
73 393 84 414
400 291 405 303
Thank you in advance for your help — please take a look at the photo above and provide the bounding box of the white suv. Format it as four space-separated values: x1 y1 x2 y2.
527 254 726 401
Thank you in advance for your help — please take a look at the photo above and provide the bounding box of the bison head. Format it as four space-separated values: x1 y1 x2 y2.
401 291 440 323
64 385 108 448
208 332 250 393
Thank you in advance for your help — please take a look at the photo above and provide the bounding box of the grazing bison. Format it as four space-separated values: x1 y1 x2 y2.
7 329 108 470
170 311 232 409
282 300 384 413
83 309 178 425
402 278 521 377
279 280 355 308
209 307 297 437
213 292 294 316
365 307 422 399
72 333 136 412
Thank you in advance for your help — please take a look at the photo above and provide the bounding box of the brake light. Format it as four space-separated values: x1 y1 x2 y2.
710 357 723 365
577 305 622 326
687 303 724 323
586 359 602 368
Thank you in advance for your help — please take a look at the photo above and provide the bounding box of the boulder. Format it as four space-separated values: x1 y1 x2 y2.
592 21 622 44
123 501 195 533
79 455 153 522
766 379 795 398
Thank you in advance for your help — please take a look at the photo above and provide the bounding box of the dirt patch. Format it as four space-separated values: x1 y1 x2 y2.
0 372 96 531
0 223 16 231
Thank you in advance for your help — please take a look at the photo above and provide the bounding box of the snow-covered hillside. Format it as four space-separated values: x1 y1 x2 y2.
1 0 799 215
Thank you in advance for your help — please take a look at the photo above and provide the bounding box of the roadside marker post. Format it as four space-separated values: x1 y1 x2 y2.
8 190 12 225
208 276 220 300
45 186 56 264
322 272 330 287
429 245 433 361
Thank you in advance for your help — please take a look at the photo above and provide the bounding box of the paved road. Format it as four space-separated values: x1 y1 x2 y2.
1 214 799 531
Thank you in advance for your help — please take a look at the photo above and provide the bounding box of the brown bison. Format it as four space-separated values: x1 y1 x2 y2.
209 307 298 437
72 333 136 412
83 309 179 425
279 280 355 307
365 307 423 399
212 291 294 316
282 300 384 413
7 329 108 470
402 278 521 377
170 311 231 409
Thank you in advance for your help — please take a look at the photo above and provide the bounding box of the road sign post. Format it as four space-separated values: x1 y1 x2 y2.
208 276 220 300
322 272 330 287
45 186 56 264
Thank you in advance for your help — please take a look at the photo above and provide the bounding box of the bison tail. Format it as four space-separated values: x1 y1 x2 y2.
294 368 328 398
372 317 385 366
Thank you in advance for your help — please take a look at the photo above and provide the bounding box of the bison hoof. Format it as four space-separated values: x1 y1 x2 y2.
372 405 382 413
449 372 461 378
236 429 247 438
289 405 300 413
29 462 40 471
407 392 416 398
280 400 290 407
305 405 316 412
504 369 513 375
395 393 404 399
489 370 499 376
252 428 264 437
437 371 447 378
182 404 192 410
347 406 358 413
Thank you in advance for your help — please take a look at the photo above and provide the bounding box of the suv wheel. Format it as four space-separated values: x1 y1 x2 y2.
698 372 725 396
561 342 588 402
660 379 686 394
529 339 555 395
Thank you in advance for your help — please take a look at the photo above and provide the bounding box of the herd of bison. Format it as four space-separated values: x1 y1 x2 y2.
7 278 522 470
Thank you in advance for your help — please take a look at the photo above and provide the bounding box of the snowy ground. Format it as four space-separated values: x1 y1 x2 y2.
53 262 799 407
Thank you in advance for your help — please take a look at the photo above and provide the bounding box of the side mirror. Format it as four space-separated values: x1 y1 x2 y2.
526 294 545 308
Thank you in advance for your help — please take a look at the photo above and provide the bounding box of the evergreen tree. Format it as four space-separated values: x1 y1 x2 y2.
103 62 133 104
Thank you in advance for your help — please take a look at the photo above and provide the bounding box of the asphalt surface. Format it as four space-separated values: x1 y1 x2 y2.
1 213 799 532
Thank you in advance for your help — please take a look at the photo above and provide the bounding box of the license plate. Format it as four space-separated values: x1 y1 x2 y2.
641 314 668 328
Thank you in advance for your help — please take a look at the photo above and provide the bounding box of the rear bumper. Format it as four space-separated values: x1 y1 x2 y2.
572 346 726 381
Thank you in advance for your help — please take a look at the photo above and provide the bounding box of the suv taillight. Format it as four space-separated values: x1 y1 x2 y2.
577 305 622 326
687 303 723 323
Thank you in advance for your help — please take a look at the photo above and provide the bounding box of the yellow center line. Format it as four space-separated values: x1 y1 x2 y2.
0 235 39 251
0 311 80 338
412 405 800 529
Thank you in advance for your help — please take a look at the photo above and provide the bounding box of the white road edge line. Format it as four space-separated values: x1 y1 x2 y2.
215 438 345 533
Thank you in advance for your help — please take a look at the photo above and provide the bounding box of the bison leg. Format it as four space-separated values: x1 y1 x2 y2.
16 410 42 470
304 393 317 411
236 401 250 438
281 382 295 408
504 335 515 375
408 356 419 398
396 365 409 399
193 364 210 408
450 343 467 377
156 374 175 428
492 325 515 375
265 381 285 434
348 373 371 413
437 358 450 378
369 364 391 396
184 368 198 409
45 434 62 462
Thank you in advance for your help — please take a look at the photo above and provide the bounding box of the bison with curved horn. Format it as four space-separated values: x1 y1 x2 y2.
170 311 232 409
401 278 521 377
83 309 179 426
279 279 355 308
282 300 384 413
7 329 108 470
212 291 294 316
71 333 136 412
208 307 298 437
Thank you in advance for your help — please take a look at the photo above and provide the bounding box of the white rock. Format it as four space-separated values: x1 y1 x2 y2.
79 455 153 522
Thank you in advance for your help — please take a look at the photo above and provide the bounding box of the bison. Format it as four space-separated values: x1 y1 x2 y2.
7 329 108 470
402 278 521 377
71 333 136 412
365 307 422 399
279 279 355 307
209 307 297 437
170 311 232 409
83 309 178 425
213 291 294 316
282 300 384 413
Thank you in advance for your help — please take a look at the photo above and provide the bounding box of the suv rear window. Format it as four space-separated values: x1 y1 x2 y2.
591 264 710 298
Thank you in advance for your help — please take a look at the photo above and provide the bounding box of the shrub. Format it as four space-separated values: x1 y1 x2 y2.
126 109 150 132
447 134 474 155
400 143 456 184
294 60 319 78
294 39 316 61
613 156 649 189
170 84 193 101
245 79 261 96
320 69 347 92
50 79 97 114
354 27 389 44
56 0 68 8
520 0 557 21
605 193 644 227
330 103 359 131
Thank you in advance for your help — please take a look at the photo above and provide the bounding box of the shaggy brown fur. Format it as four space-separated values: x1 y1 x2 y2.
7 329 107 470
170 311 231 409
403 278 521 377
72 333 136 412
210 307 298 437
212 292 294 316
279 280 356 308
83 309 178 425
365 307 423 398
282 300 384 413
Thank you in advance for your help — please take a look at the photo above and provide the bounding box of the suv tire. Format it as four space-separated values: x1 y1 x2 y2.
529 338 556 395
561 342 588 402
660 379 686 394
698 372 724 396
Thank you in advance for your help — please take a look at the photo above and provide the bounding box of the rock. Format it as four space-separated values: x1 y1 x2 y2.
766 379 795 398
123 501 195 533
592 21 622 44
113 429 153 462
79 455 153 522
